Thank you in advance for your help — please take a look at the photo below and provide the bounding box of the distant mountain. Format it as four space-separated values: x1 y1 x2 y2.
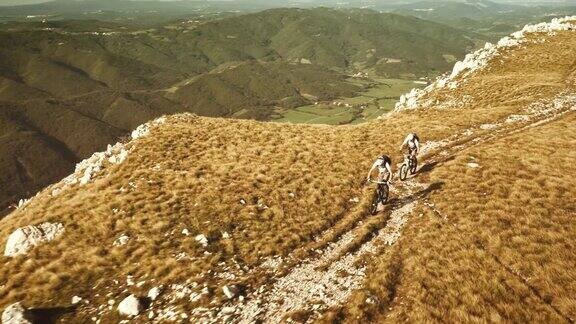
393 0 576 38
0 8 482 87
0 0 247 14
394 0 518 21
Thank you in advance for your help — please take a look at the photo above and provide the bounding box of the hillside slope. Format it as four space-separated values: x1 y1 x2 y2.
0 16 575 323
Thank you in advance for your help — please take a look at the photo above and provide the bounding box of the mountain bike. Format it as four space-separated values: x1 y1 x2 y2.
399 154 418 181
367 179 390 215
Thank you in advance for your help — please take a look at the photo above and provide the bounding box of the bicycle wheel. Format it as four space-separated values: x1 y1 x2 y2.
399 163 408 181
370 190 380 215
410 156 418 174
379 184 389 205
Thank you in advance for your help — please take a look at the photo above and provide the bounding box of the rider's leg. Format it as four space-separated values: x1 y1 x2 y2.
376 172 388 211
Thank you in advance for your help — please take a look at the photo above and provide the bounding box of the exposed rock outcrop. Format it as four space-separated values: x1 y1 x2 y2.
1 302 32 324
4 223 64 257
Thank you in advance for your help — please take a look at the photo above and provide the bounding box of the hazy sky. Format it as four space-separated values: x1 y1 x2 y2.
1 0 574 6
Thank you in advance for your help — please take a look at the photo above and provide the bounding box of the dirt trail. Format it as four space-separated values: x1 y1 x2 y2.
228 182 422 323
195 93 576 323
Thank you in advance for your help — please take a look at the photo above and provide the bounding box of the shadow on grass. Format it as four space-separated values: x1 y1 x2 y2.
418 156 455 174
29 305 76 324
387 181 444 208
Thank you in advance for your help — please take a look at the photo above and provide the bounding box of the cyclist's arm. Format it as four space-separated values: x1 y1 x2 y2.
385 162 392 180
400 136 409 150
367 162 378 181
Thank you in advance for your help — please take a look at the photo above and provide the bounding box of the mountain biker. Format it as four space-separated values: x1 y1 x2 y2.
400 133 420 157
366 154 392 183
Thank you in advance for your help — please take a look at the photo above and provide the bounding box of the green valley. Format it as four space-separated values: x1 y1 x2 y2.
273 78 427 124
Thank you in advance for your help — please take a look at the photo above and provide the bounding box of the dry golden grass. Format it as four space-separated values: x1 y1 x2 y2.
318 31 576 323
334 112 576 323
0 29 574 322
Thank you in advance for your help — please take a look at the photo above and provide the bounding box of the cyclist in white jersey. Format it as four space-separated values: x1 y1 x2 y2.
367 154 392 183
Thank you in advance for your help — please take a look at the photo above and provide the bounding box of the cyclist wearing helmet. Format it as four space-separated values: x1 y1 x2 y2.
400 133 420 157
367 154 392 183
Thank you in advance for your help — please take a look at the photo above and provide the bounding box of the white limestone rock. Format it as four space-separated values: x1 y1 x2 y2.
1 302 32 324
4 223 64 257
147 287 162 301
194 234 208 247
222 285 238 299
118 295 142 317
113 234 130 247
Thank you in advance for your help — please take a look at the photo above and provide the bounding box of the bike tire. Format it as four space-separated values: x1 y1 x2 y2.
399 163 408 181
370 190 380 215
410 156 418 174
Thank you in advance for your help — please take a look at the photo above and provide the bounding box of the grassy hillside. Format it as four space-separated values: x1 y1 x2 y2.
0 19 574 322
166 61 360 119
0 59 359 213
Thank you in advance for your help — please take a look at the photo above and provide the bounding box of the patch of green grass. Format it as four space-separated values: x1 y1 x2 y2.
377 98 399 111
275 78 427 125
351 105 383 124
340 96 376 105
274 109 319 123
296 105 350 116
274 105 357 125
362 78 424 98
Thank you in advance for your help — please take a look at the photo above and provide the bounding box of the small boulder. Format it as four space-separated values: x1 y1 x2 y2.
147 287 162 301
194 234 208 247
113 234 130 247
118 295 142 317
1 302 32 324
71 296 82 305
222 285 238 299
4 223 64 257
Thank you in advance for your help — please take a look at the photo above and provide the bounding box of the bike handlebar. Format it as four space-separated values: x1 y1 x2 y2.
367 179 390 185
